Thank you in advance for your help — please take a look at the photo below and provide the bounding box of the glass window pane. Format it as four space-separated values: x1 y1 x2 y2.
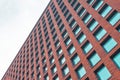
101 36 117 53
82 41 93 54
82 13 92 24
59 56 66 65
73 25 81 35
112 50 120 69
62 65 69 76
116 25 120 32
71 53 80 65
77 32 86 44
76 65 86 78
93 0 103 10
87 0 94 5
96 65 111 80
68 44 76 55
87 19 98 31
94 27 107 41
78 7 86 17
99 4 112 17
107 11 120 26
88 52 101 66
64 36 71 46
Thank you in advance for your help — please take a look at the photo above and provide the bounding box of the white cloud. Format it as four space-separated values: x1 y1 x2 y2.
0 0 50 79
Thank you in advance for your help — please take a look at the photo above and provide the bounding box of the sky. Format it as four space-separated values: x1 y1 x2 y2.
0 0 50 79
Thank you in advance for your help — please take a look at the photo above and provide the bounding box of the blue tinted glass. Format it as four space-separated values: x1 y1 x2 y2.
82 42 93 54
89 52 101 66
77 33 86 44
108 12 120 26
116 25 120 32
97 66 111 80
83 14 92 24
71 54 80 65
87 0 94 5
94 1 103 10
60 56 65 65
63 65 69 76
80 9 86 17
94 27 107 41
102 37 117 53
89 20 98 31
100 5 112 17
74 26 81 35
113 52 120 69
68 45 75 55
76 66 86 78
65 37 71 46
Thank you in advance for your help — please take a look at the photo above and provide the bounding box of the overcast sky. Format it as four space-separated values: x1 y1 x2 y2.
0 0 50 79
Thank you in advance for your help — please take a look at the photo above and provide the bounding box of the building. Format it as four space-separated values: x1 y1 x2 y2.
2 0 120 80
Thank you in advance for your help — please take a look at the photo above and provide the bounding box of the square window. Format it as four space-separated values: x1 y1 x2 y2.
99 4 112 17
88 51 101 66
111 49 120 69
95 65 111 80
101 36 117 53
74 3 81 12
92 0 103 10
64 36 71 46
67 44 76 55
87 0 94 5
82 13 92 24
71 53 80 65
51 65 57 74
116 24 120 32
77 32 86 44
62 30 68 39
57 47 63 56
59 55 66 65
78 7 86 17
94 27 107 41
73 25 81 35
107 10 120 26
87 19 98 31
62 65 69 76
82 41 93 54
75 65 86 79
69 19 77 28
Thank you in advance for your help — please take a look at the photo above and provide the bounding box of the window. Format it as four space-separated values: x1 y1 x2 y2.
62 65 69 76
71 53 80 65
71 0 77 7
66 14 73 22
88 51 101 66
99 4 112 17
116 25 120 32
75 65 86 79
78 7 86 17
82 13 92 24
111 49 120 69
92 0 103 10
44 74 49 80
77 32 86 44
59 24 65 32
107 10 120 26
59 55 66 65
62 30 68 38
53 75 59 80
57 47 63 55
55 40 60 48
64 36 71 46
43 65 48 72
66 76 72 80
67 44 76 55
69 19 77 28
82 41 93 54
94 27 107 41
95 65 111 80
87 0 94 5
101 36 117 53
51 65 57 74
87 19 98 31
74 3 81 12
50 57 55 65
73 25 81 35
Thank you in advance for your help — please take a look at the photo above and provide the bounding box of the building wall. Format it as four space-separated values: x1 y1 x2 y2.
2 0 120 80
